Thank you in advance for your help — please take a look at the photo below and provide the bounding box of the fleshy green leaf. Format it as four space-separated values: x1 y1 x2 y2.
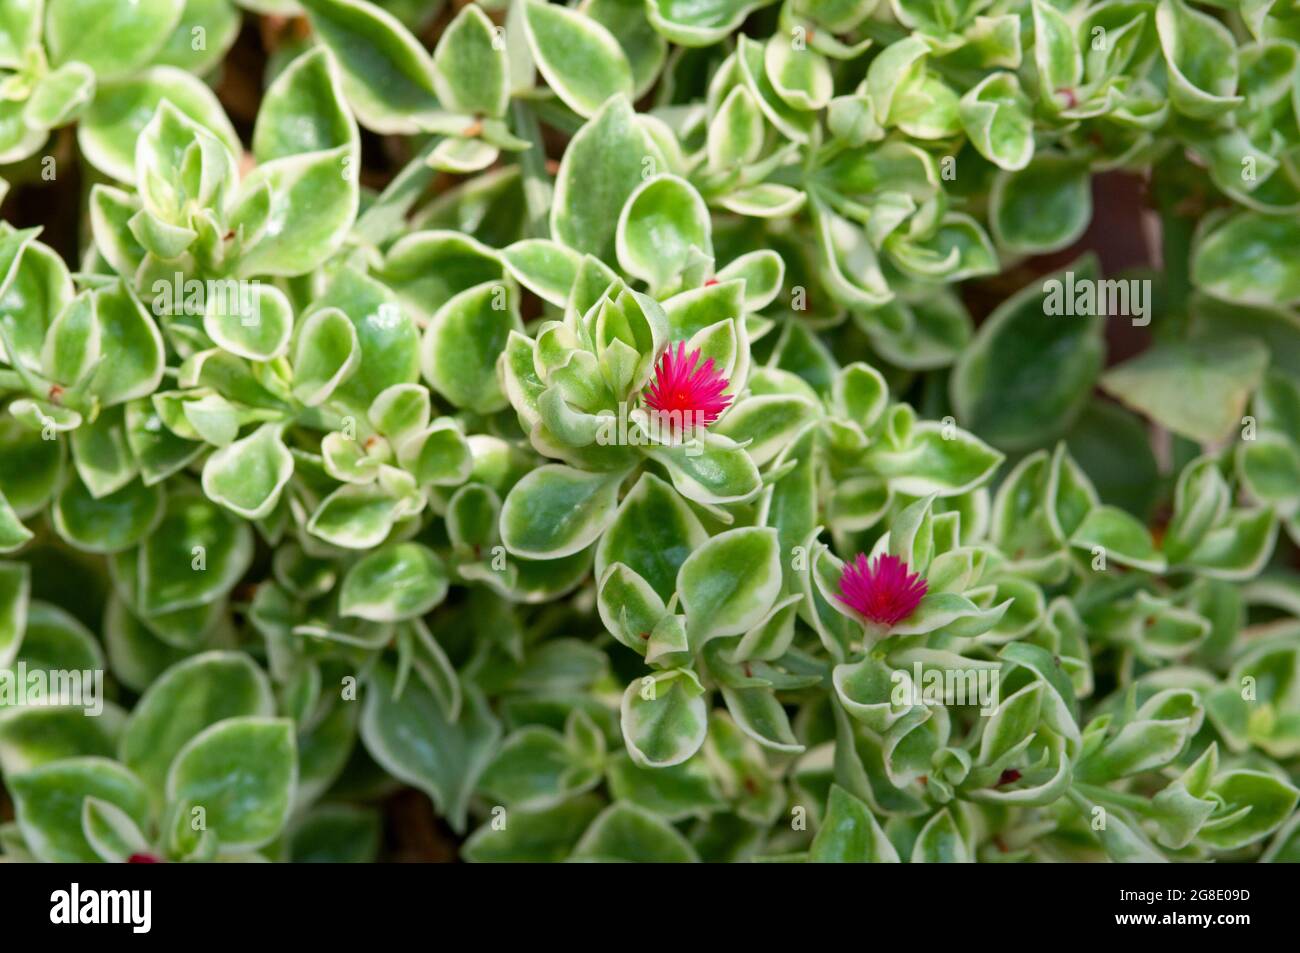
501 465 624 559
165 716 296 851
676 527 781 648
340 542 449 622
523 0 632 119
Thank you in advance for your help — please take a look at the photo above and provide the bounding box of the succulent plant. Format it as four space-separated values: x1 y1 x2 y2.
0 0 1297 865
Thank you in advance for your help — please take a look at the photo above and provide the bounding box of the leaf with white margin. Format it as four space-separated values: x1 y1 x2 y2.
731 593 800 663
299 0 443 134
361 662 500 834
301 265 418 410
478 725 594 810
1030 0 1080 105
89 185 145 277
1198 770 1299 851
1085 789 1174 864
833 656 916 734
203 282 293 362
809 785 900 862
978 682 1043 766
340 542 449 622
959 71 1034 171
81 797 150 863
0 97 45 164
368 383 430 442
433 3 509 119
551 94 661 262
292 306 360 406
501 239 583 308
421 280 521 414
119 650 274 797
616 174 711 289
646 0 774 46
8 757 150 862
137 489 254 615
644 433 763 506
1069 504 1166 573
989 154 1091 254
23 61 96 130
707 85 765 171
858 289 973 371
869 422 1003 497
234 146 359 278
1155 0 1242 119
910 808 970 862
153 0 241 75
832 362 888 430
1182 507 1278 580
307 483 409 550
202 423 294 521
718 183 807 218
621 669 707 768
676 526 781 648
894 591 1009 638
606 750 726 821
522 0 632 119
968 728 1072 806
812 197 893 309
1078 689 1202 782
571 800 699 861
1193 212 1300 308
427 137 498 174
764 35 832 111
397 419 474 487
597 562 666 655
377 229 504 322
713 394 820 468
595 470 707 601
166 716 296 851
0 489 32 554
253 45 358 163
52 476 163 555
0 560 29 668
462 794 604 862
0 228 57 367
86 282 165 408
1100 337 1269 445
0 0 41 69
736 34 814 143
1237 436 1300 517
42 290 99 389
721 684 803 753
951 256 1103 450
999 641 1081 751
79 68 241 185
1045 441 1098 544
407 618 462 723
102 595 190 694
716 249 784 311
500 465 625 559
69 406 135 499
46 0 183 79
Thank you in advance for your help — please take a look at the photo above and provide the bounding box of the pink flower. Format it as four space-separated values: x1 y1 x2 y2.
836 553 927 629
643 342 731 433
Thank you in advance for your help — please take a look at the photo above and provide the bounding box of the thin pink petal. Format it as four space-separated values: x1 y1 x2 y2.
836 553 928 629
644 342 733 431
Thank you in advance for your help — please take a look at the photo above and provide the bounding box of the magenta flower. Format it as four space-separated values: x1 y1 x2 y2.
643 341 732 432
837 553 928 629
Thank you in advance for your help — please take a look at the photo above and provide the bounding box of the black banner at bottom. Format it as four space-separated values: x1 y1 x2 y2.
0 860 1281 940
